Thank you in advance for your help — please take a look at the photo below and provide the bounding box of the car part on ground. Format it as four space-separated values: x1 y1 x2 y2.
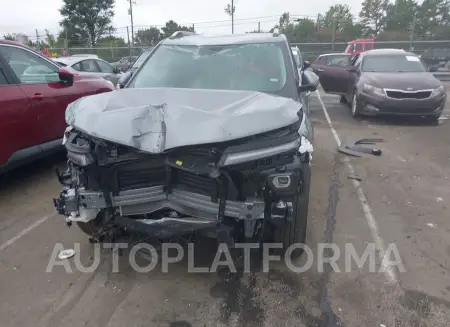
338 138 384 157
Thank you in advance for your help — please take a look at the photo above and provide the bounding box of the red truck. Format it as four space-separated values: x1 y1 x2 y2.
345 38 375 57
0 40 115 173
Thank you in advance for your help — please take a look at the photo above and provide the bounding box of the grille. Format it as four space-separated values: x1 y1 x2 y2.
385 90 431 99
174 170 216 196
117 166 165 191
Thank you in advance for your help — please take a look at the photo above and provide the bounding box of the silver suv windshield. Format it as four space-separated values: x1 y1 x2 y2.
128 42 296 97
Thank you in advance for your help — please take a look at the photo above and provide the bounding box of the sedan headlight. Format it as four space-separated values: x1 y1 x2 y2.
431 85 445 97
220 138 301 166
363 83 385 96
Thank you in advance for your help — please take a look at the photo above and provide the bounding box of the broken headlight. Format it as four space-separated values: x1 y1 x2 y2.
219 138 301 166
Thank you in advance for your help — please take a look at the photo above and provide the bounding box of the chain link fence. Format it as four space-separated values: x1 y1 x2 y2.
46 39 450 65
292 40 450 62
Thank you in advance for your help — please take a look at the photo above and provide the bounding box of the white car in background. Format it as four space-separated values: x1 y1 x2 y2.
53 56 122 86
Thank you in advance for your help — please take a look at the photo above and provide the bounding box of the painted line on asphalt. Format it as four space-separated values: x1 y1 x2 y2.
315 90 398 284
0 214 54 253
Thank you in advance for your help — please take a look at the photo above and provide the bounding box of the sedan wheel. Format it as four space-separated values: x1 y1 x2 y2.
351 91 360 117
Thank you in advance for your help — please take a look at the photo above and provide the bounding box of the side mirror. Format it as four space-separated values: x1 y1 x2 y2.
113 66 121 74
117 71 133 89
428 65 437 72
302 60 311 70
298 70 319 93
58 67 75 86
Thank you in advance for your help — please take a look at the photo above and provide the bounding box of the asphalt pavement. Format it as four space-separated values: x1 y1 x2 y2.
1 87 450 327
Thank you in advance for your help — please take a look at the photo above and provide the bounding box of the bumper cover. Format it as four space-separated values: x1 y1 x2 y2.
358 92 446 115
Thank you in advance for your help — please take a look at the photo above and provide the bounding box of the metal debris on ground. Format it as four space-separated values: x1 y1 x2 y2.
338 138 384 157
58 249 76 260
347 174 363 181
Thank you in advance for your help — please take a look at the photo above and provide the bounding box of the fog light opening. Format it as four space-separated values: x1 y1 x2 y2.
276 200 287 209
366 104 379 112
272 175 292 189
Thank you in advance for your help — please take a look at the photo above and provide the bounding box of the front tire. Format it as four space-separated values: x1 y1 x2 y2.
351 90 361 118
273 162 311 257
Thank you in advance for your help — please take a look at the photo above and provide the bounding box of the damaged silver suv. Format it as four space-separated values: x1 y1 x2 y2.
53 31 319 253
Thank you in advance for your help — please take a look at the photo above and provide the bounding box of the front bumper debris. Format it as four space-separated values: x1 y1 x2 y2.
54 185 266 222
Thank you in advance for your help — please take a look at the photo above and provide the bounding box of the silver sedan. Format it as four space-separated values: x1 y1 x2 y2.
53 56 123 86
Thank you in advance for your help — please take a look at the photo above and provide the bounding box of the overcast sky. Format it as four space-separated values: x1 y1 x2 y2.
0 0 362 40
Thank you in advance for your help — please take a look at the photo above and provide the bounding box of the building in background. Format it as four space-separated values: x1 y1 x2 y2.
14 33 28 45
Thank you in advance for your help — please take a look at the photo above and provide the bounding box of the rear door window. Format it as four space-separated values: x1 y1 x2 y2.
326 55 350 66
80 59 100 72
96 60 115 73
0 45 59 84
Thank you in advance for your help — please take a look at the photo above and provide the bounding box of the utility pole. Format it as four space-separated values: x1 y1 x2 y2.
128 0 135 47
409 15 415 52
35 29 40 51
192 23 195 32
225 0 235 34
127 26 131 58
231 0 234 34
331 18 336 52
258 21 261 32
64 27 69 55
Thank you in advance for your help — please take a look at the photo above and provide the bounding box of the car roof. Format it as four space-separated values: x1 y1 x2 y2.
319 53 350 57
71 54 98 57
54 56 104 65
363 49 413 56
161 32 287 46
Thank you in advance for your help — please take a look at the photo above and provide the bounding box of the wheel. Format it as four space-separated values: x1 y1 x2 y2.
272 162 311 257
351 90 361 117
339 95 347 104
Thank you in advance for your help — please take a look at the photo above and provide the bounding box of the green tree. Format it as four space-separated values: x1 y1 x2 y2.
3 34 15 40
384 0 417 33
290 18 316 42
323 4 354 32
59 0 115 46
161 20 194 38
134 27 163 46
359 0 389 36
416 0 450 38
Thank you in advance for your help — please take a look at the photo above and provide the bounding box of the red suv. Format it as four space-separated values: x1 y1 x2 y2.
0 40 115 173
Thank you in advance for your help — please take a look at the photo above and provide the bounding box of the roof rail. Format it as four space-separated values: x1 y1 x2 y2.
169 31 196 39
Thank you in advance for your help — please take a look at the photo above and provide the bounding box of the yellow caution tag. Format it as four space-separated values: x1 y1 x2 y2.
175 160 183 166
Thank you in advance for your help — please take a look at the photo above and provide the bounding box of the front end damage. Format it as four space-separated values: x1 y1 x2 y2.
53 88 313 244
54 124 312 244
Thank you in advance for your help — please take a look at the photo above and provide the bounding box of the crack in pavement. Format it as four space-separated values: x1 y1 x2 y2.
319 153 344 327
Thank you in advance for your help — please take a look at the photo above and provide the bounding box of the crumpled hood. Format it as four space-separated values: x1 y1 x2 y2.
65 88 302 153
362 72 442 90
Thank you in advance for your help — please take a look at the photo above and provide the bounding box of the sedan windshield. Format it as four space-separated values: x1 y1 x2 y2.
128 43 291 95
362 55 426 73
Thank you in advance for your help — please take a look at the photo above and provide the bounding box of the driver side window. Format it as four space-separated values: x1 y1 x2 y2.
0 45 59 84
354 55 362 69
